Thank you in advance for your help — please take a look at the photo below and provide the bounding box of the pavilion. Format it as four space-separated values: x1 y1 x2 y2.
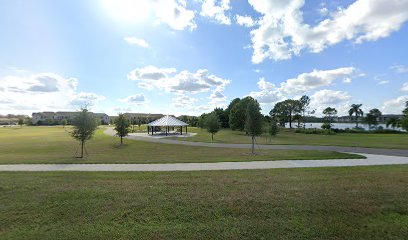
147 115 188 136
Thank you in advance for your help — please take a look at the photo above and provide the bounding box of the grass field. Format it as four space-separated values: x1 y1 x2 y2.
1 165 407 239
167 127 408 149
0 126 362 164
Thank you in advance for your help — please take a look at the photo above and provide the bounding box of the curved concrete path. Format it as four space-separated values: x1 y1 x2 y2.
0 154 407 171
105 128 408 157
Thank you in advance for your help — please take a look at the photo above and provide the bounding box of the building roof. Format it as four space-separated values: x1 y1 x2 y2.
147 115 188 127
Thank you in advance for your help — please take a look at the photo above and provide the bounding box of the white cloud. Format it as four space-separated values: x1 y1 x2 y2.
279 67 356 95
401 82 408 92
311 89 351 105
235 14 256 27
201 0 231 25
378 80 390 85
171 95 197 107
128 66 230 94
343 77 352 84
390 64 408 73
247 0 408 63
0 72 105 114
249 67 356 106
120 94 148 105
154 0 196 31
124 37 149 48
382 95 408 114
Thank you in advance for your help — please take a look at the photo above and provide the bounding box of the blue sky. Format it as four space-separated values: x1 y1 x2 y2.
0 0 407 116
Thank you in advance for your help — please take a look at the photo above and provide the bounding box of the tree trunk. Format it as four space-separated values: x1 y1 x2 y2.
211 133 214 140
289 112 292 128
120 136 123 145
251 136 255 154
81 140 84 158
355 113 359 128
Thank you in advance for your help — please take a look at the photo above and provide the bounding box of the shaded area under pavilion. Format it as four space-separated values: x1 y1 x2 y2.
147 115 188 136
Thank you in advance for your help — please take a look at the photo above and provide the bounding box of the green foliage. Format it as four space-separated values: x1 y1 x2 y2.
70 108 98 158
245 100 263 137
270 99 300 128
204 112 221 140
364 108 382 129
61 119 68 127
17 118 24 127
386 117 400 130
295 128 336 135
229 97 256 131
213 107 229 128
114 113 131 144
321 122 332 130
268 119 279 137
349 104 364 128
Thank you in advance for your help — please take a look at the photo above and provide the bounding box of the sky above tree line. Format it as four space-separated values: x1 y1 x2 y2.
0 0 407 116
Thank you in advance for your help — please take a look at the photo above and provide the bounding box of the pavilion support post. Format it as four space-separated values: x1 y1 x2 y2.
166 126 168 136
186 126 188 134
180 126 182 135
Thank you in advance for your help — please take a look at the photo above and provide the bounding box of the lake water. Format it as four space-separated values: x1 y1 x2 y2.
285 122 403 131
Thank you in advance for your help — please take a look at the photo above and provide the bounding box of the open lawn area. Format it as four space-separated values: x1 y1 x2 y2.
1 165 407 239
0 127 362 164
168 127 408 149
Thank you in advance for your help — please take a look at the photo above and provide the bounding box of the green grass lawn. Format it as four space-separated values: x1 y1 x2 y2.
168 127 408 149
0 126 362 164
1 165 407 239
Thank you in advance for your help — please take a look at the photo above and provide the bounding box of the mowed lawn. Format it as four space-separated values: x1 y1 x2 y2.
1 165 407 239
168 127 408 149
0 127 362 164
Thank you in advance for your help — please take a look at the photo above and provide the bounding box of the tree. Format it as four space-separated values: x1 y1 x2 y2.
299 95 311 129
365 108 382 129
349 104 364 128
61 119 68 128
401 101 408 131
386 117 400 130
245 100 263 154
204 113 221 140
114 114 131 145
268 118 279 142
213 108 229 128
70 108 98 158
229 97 256 131
322 107 337 131
18 118 24 127
270 99 300 128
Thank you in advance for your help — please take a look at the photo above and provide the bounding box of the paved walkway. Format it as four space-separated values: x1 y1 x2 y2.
0 154 407 171
105 128 408 157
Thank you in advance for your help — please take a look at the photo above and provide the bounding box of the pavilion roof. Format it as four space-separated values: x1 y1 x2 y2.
147 115 188 127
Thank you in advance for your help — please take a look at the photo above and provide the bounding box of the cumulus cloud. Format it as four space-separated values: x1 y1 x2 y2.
236 15 256 27
171 95 197 108
124 37 149 48
0 72 105 114
382 95 408 114
401 82 408 92
390 64 408 73
201 0 231 25
378 80 390 85
311 89 351 105
154 0 196 30
128 66 230 94
247 0 408 63
279 67 356 95
120 94 148 105
249 67 356 105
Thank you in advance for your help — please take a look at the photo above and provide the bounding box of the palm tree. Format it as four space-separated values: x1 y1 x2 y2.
386 117 400 130
348 104 364 128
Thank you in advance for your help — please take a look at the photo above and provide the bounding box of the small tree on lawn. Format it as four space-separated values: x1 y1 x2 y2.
114 113 131 145
61 119 68 128
268 118 279 141
322 107 337 132
205 112 221 140
18 118 24 127
245 100 263 154
70 108 98 158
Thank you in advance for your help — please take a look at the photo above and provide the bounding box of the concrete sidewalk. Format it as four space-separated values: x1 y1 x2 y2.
0 154 407 172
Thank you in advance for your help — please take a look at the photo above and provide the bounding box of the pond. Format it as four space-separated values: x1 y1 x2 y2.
285 122 403 131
